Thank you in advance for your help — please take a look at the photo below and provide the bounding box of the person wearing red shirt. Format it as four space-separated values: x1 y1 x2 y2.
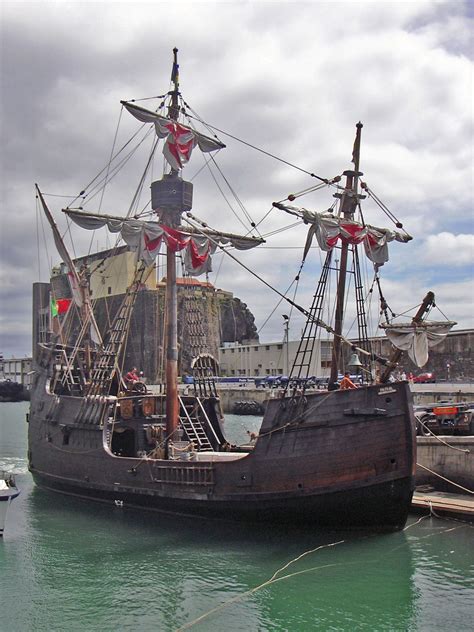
125 367 139 384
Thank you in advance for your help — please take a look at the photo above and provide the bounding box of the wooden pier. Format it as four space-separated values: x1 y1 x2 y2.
412 490 474 521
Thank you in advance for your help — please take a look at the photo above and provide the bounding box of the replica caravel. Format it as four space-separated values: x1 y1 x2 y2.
29 49 452 530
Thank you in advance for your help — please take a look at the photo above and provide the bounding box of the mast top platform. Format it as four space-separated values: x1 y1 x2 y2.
342 170 363 178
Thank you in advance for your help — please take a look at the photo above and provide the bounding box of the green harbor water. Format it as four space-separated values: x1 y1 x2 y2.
1 402 473 631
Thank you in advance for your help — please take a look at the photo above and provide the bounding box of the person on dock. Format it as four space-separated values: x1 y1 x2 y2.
339 372 357 390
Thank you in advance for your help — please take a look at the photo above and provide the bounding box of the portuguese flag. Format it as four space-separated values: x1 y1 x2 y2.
51 297 72 317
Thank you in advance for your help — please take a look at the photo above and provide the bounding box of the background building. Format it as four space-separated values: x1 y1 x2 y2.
219 329 474 381
1 355 33 388
32 247 258 381
219 339 332 378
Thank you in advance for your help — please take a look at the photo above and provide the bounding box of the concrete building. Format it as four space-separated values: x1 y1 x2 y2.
219 329 474 381
219 339 333 378
0 355 33 388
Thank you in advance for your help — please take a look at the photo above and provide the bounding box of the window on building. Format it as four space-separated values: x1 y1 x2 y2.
108 287 112 295
253 346 258 351
221 349 225 354
277 344 282 350
265 345 270 351
231 369 235 375
266 369 271 375
321 360 332 368
231 349 235 354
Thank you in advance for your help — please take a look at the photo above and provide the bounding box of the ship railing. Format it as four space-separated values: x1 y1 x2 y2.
51 346 88 395
152 463 215 486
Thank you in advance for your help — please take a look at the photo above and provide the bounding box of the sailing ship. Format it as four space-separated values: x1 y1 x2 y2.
28 49 454 530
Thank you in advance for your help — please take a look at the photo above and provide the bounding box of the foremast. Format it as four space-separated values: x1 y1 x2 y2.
329 123 363 386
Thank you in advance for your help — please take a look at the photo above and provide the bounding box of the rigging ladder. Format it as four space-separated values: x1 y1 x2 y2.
75 264 147 423
288 250 333 393
181 279 219 399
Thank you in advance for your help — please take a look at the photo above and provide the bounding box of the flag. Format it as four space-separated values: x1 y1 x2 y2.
351 122 363 165
171 61 179 85
51 297 72 317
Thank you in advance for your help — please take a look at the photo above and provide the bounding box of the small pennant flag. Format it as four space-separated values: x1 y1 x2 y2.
171 61 179 84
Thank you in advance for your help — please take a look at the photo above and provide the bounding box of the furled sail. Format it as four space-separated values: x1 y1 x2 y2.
121 101 225 171
380 321 456 367
65 210 263 276
274 202 412 267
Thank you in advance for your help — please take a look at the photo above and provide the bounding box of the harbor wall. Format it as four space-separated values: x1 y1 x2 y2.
416 437 473 492
216 386 271 413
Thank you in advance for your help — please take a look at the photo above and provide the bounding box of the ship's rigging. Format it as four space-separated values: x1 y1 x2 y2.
36 47 455 398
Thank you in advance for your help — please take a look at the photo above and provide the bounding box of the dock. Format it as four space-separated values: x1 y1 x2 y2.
411 490 474 521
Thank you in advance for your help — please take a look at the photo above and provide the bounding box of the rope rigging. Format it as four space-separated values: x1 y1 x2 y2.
38 79 426 388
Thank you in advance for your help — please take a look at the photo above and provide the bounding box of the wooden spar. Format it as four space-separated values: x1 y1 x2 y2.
329 123 363 385
379 291 435 384
165 47 181 446
35 184 103 347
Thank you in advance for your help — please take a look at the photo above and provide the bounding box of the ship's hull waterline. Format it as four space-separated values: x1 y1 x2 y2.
28 368 416 530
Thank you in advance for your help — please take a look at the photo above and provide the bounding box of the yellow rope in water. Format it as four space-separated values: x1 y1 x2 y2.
176 539 345 631
176 516 471 631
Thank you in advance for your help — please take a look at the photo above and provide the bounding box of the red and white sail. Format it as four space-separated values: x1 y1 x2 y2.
122 101 225 171
275 202 412 267
66 210 262 276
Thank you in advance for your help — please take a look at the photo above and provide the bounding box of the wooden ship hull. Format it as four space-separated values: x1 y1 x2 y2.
28 357 416 530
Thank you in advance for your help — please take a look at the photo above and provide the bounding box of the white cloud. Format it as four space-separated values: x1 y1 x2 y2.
420 233 474 266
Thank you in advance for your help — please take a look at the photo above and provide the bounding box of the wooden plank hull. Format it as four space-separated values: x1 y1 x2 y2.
28 372 416 531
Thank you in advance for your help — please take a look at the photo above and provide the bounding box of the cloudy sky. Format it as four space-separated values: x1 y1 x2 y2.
1 0 473 358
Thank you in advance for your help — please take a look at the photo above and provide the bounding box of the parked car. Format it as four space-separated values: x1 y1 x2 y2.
413 372 436 383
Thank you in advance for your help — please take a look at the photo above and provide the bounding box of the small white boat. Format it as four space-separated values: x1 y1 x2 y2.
0 472 20 537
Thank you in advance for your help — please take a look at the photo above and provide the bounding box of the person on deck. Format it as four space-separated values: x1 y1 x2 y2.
339 372 357 390
125 367 139 385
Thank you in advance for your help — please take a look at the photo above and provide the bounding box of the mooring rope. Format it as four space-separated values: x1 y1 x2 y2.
416 463 473 494
416 418 470 453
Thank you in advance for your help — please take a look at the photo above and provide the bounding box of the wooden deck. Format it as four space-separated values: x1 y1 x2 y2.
412 490 474 520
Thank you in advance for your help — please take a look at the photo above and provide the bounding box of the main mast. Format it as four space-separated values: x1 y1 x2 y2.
151 48 192 447
329 122 363 386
